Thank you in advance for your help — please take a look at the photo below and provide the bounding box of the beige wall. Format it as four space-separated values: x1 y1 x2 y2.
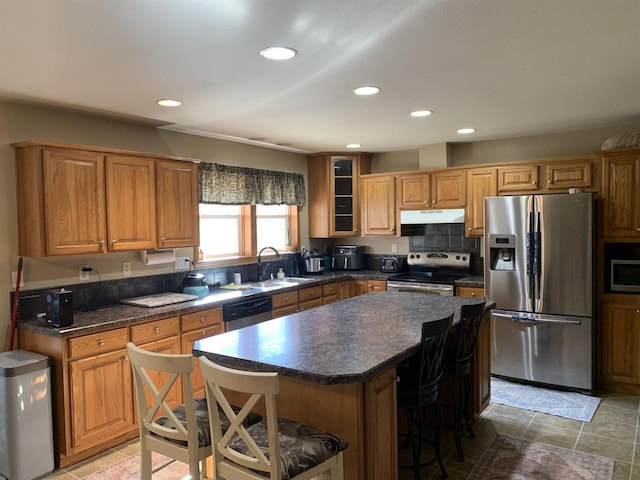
0 101 307 349
2 99 639 350
449 123 640 166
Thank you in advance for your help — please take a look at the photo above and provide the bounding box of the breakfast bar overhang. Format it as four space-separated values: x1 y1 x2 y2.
194 291 494 480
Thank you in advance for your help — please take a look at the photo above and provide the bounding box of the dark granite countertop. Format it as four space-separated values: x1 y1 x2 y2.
194 292 495 385
455 275 485 287
16 270 394 337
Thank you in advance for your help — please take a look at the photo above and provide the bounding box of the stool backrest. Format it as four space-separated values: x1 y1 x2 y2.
200 356 283 479
418 313 454 404
451 301 487 375
127 342 198 446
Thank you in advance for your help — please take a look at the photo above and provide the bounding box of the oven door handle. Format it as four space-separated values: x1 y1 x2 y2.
387 282 453 294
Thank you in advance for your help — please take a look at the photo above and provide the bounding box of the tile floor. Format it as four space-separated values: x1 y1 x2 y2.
42 391 640 480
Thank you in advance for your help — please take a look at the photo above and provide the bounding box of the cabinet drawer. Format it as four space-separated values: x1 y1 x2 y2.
299 286 322 302
272 290 299 309
323 294 339 305
272 304 299 319
322 282 338 297
299 298 323 312
456 286 485 298
131 317 180 344
69 327 129 360
181 308 223 332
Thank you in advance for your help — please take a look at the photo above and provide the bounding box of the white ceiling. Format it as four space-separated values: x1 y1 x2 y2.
1 0 639 154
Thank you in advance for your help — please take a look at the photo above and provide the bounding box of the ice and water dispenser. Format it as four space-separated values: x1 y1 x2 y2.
488 234 516 271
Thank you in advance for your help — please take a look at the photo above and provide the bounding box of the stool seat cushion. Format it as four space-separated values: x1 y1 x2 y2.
229 417 349 479
156 397 263 447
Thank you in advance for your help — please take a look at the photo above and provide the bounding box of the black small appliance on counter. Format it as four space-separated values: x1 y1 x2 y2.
331 245 365 270
45 288 73 327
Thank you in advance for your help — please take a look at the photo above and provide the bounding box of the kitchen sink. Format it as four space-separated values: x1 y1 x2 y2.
246 277 316 290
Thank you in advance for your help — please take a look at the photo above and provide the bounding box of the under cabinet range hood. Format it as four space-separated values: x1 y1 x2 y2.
400 208 465 225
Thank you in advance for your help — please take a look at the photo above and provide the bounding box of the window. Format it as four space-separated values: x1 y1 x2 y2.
256 205 289 251
199 204 243 258
198 204 298 262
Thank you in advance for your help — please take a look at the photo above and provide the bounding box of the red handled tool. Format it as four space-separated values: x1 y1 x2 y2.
9 257 23 351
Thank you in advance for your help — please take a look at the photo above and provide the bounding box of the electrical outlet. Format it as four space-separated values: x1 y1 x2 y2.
122 261 132 276
79 265 90 281
11 271 25 287
391 243 398 253
175 256 190 270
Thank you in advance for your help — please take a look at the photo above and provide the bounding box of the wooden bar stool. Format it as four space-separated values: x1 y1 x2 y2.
441 301 486 462
199 356 349 479
396 313 454 480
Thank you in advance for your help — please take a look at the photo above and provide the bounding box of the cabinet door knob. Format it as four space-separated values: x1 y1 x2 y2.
471 292 476 296
161 237 167 243
531 181 536 185
637 227 640 233
636 309 640 314
203 329 207 336
154 327 160 333
123 355 129 361
111 240 117 245
100 240 105 246
98 339 105 346
431 199 436 204
200 317 206 322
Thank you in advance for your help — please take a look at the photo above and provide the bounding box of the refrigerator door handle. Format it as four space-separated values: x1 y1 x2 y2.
525 197 535 311
493 311 582 326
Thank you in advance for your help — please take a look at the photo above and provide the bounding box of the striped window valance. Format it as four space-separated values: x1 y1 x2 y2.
198 162 306 206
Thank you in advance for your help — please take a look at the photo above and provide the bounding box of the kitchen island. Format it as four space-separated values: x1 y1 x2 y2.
194 291 494 480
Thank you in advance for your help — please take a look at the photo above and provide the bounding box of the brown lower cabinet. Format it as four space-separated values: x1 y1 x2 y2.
351 279 387 296
455 285 490 414
600 294 640 394
19 306 223 468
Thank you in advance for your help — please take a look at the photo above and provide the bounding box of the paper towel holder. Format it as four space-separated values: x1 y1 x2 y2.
140 249 176 265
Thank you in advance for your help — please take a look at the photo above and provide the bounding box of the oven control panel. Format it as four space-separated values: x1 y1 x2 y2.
407 251 471 268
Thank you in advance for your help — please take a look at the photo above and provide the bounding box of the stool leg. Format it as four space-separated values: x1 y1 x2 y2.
413 408 422 480
462 374 475 439
447 376 464 462
433 402 449 479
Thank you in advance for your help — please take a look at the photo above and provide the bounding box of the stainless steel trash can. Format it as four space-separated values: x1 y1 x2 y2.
0 350 54 480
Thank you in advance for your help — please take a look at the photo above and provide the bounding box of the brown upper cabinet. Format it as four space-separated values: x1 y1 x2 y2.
13 141 200 256
497 164 540 194
498 158 594 195
156 159 200 248
397 171 466 209
307 152 371 237
465 167 497 237
602 149 640 239
360 174 396 236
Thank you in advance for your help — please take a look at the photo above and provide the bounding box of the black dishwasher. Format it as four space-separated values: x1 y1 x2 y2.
223 296 272 331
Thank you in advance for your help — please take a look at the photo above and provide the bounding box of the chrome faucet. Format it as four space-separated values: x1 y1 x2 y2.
257 246 281 281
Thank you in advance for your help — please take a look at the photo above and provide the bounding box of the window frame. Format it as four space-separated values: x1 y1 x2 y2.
196 205 299 266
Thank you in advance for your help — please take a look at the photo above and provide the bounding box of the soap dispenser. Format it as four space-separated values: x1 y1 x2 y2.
277 268 285 280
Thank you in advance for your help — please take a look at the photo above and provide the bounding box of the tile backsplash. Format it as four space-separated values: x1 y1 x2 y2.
406 223 484 275
13 254 300 319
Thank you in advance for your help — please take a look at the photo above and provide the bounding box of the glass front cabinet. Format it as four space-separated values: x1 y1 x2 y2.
307 153 372 237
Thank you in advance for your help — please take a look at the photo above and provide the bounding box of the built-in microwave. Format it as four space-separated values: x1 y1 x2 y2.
611 259 640 293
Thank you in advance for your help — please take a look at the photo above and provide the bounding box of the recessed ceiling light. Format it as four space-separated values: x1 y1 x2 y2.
259 46 298 60
346 144 361 149
156 99 182 107
353 86 380 96
457 128 476 134
410 110 433 117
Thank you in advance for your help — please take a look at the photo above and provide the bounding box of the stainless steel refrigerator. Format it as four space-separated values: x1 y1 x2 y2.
484 193 595 390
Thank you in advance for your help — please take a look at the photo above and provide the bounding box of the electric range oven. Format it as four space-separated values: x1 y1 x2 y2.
386 251 471 296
